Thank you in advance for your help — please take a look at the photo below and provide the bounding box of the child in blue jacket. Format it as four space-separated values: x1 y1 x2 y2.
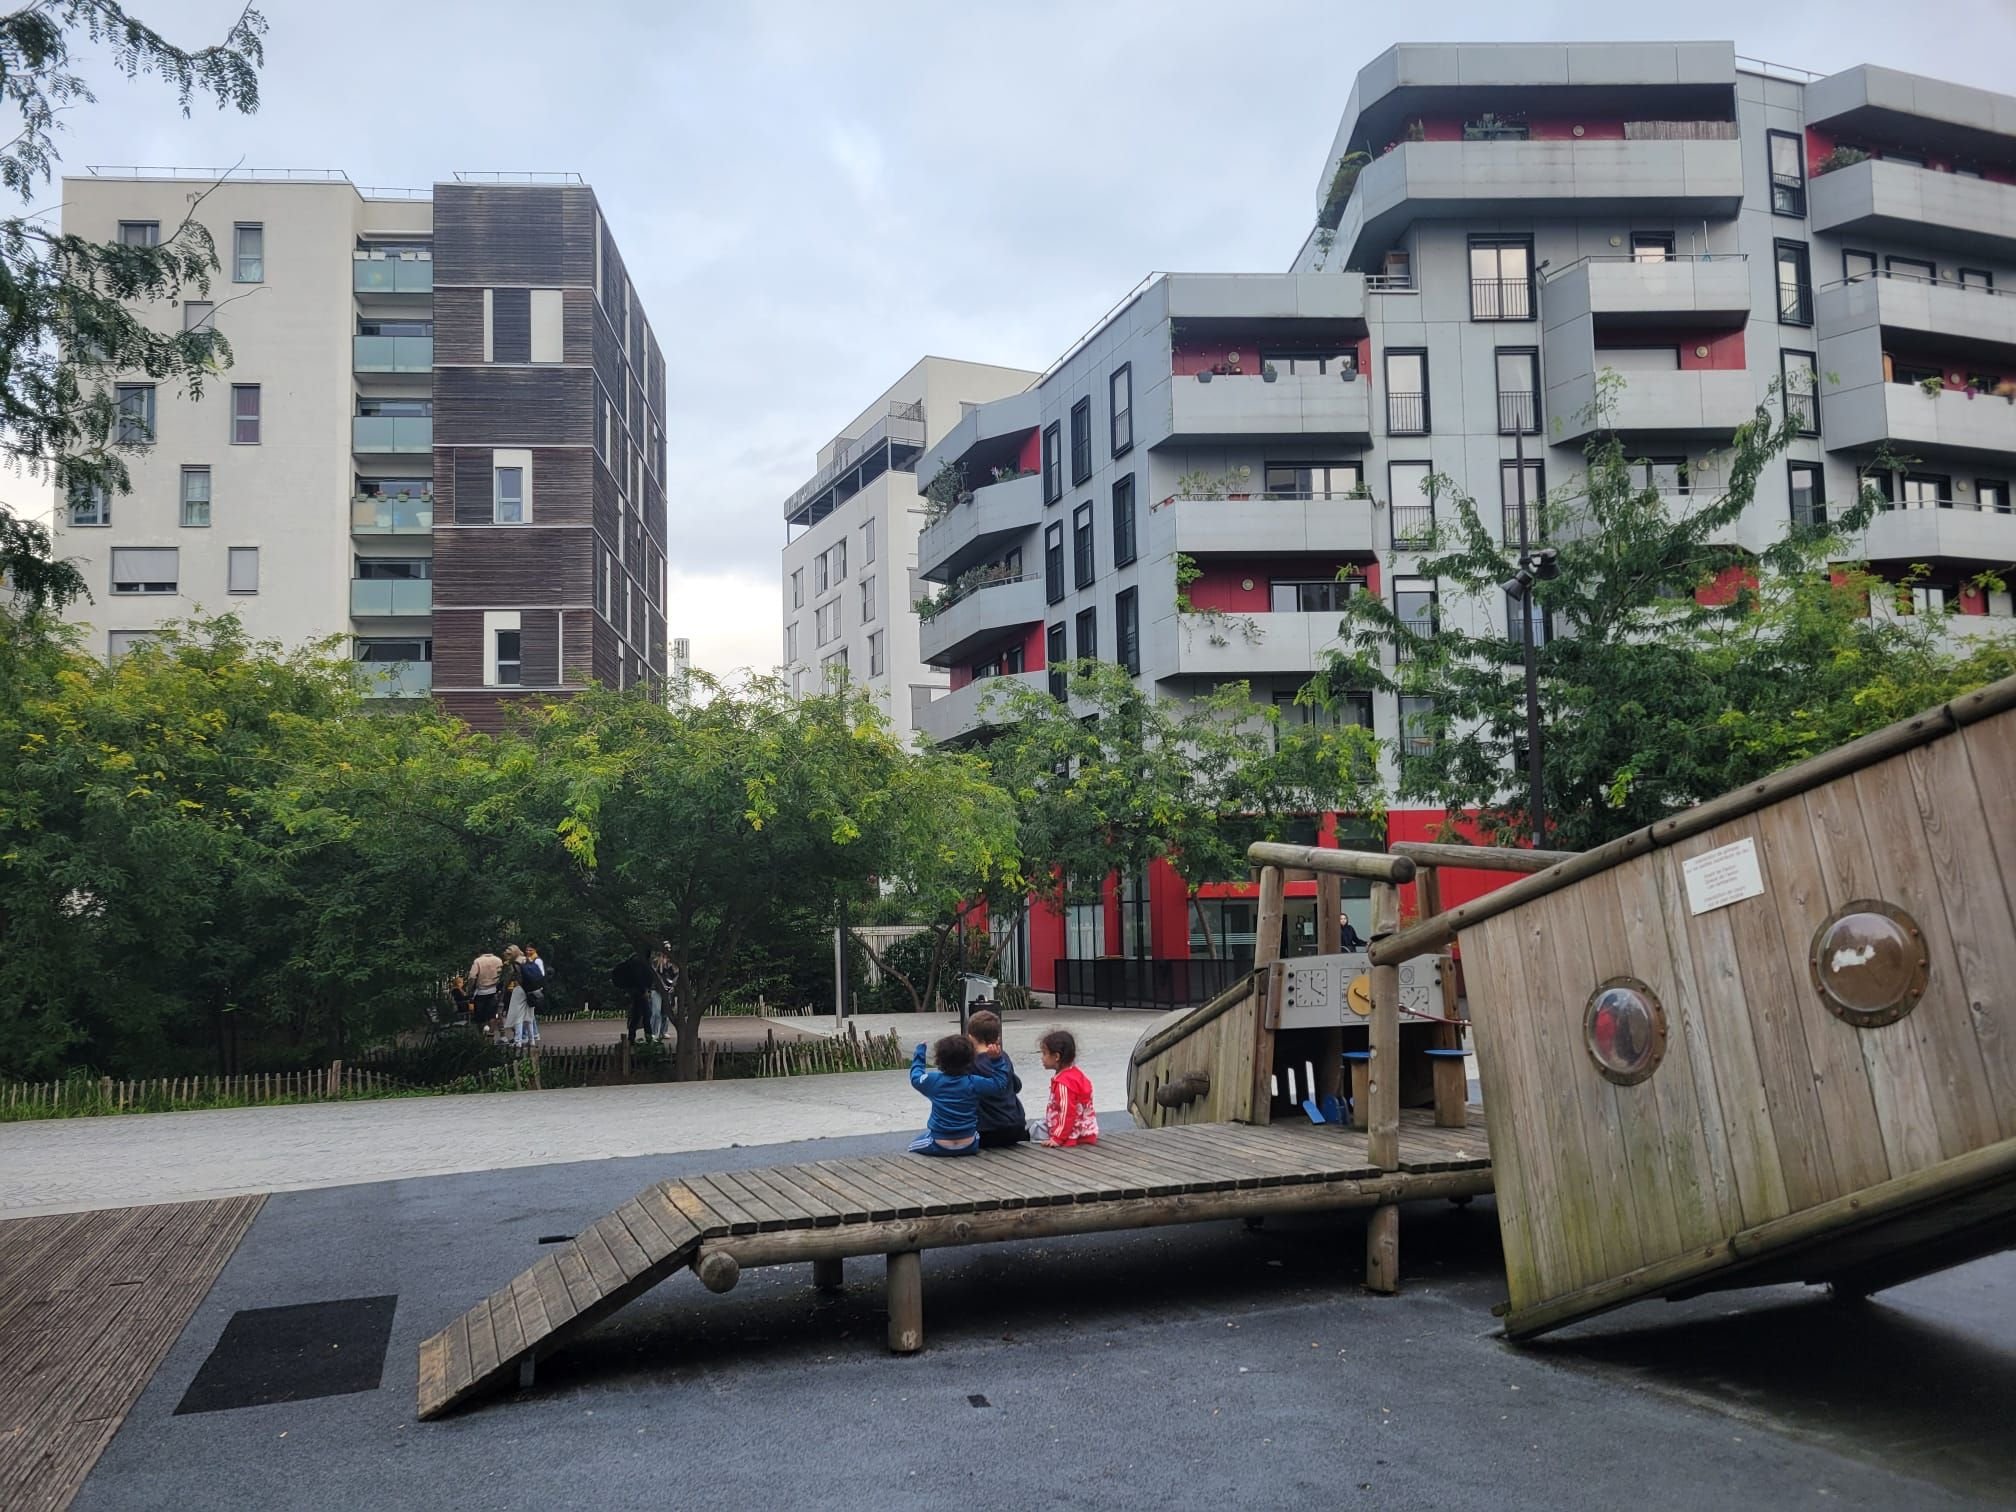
908 1034 1009 1157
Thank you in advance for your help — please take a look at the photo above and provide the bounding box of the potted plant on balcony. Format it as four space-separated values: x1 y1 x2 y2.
1995 379 2016 402
1918 375 1945 396
1262 361 1279 383
1812 145 1871 176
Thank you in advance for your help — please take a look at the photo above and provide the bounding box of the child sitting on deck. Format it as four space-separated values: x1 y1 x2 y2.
1034 1029 1098 1147
966 1010 1029 1148
907 1034 1008 1157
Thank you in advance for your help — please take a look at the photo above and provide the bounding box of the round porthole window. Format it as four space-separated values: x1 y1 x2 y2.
1809 900 1929 1027
1584 977 1666 1085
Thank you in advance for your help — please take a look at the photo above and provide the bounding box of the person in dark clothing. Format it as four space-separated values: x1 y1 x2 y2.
966 1009 1029 1147
612 954 653 1044
1339 917 1367 951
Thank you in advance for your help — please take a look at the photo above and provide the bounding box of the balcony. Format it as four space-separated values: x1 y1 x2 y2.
353 335 434 373
1164 370 1372 446
1331 137 1742 268
1852 498 2016 566
1820 378 2016 463
1809 157 2016 262
1149 609 1354 679
915 669 1047 744
357 661 433 697
350 494 434 535
1542 255 1751 328
918 573 1046 666
349 579 433 617
1545 367 1755 442
353 253 434 295
1815 273 2016 352
1155 494 1378 556
917 472 1041 582
353 415 433 453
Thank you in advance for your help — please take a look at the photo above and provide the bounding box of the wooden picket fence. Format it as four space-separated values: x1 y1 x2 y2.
1 1063 395 1116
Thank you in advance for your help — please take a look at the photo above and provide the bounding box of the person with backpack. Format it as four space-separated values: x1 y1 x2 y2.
520 945 549 1014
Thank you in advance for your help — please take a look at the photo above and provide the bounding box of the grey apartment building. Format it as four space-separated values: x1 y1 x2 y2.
915 43 2016 984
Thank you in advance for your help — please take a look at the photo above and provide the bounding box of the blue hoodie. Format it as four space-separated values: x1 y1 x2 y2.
910 1044 1011 1141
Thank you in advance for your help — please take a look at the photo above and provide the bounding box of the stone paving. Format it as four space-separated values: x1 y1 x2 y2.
0 1008 1152 1220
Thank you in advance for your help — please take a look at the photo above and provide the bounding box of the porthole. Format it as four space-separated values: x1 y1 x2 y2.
1583 977 1667 1085
1809 900 1928 1028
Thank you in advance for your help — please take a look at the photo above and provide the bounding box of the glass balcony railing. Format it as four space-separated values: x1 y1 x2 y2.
349 578 432 616
357 661 433 696
353 415 432 452
353 255 433 294
353 335 433 373
350 495 433 534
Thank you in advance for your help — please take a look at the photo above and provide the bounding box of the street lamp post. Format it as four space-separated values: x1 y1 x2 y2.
1511 417 1547 842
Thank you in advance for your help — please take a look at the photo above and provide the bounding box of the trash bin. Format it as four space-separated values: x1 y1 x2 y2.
959 973 998 1032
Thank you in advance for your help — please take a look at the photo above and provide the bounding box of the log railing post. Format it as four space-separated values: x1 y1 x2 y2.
1315 871 1343 1105
1366 877 1402 1294
1249 864 1287 1122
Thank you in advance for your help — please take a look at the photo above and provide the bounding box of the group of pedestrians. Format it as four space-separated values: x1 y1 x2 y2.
908 1012 1098 1157
612 949 676 1046
452 944 549 1047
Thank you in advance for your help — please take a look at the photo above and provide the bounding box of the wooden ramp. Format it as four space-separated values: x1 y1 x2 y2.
416 1110 1492 1419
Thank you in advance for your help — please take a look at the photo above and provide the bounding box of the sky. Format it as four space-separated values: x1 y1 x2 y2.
26 0 2016 674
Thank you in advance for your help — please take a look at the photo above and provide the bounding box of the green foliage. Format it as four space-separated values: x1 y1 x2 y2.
1316 150 1370 231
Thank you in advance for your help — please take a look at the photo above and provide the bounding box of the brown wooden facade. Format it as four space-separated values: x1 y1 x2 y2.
428 183 667 731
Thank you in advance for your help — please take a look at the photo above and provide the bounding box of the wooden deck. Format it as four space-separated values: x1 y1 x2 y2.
0 1197 262 1512
417 1109 1493 1419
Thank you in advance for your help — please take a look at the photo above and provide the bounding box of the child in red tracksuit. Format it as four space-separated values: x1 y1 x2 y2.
1034 1029 1098 1147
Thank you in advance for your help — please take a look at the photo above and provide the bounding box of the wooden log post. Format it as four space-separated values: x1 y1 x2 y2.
1314 872 1344 1105
1366 1203 1400 1293
1250 865 1287 1123
886 1251 923 1353
696 1249 741 1294
812 1256 844 1294
1366 878 1402 1295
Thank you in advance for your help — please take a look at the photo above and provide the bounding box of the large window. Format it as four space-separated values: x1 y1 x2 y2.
1270 577 1362 613
862 516 876 565
1109 364 1133 456
790 568 803 608
233 223 264 283
1393 585 1438 662
1506 589 1549 649
1469 236 1534 320
1631 457 1691 494
1042 422 1061 504
1496 349 1539 434
1044 520 1064 604
1843 248 1878 283
1886 254 1936 285
179 465 211 527
1768 130 1806 217
1632 232 1676 262
1788 462 1825 526
1111 474 1137 567
1389 462 1433 547
230 384 261 445
1070 397 1092 485
1384 349 1429 435
1781 349 1819 436
1500 459 1545 545
1072 501 1095 588
1075 606 1097 661
1046 622 1068 699
117 220 159 247
868 630 885 677
1775 240 1813 326
1263 462 1361 499
1398 695 1438 763
110 546 177 595
860 574 876 624
1116 587 1139 676
814 551 830 594
114 383 154 445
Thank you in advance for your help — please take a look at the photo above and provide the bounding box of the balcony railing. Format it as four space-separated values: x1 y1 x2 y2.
357 661 433 697
1364 272 1416 293
1502 503 1548 545
1778 286 1815 325
353 415 433 452
1497 391 1539 434
1386 392 1427 435
1882 494 2014 515
1053 956 1245 1010
349 578 432 616
1471 278 1533 321
919 570 1039 621
1391 504 1434 548
353 334 433 372
353 253 433 294
351 494 433 534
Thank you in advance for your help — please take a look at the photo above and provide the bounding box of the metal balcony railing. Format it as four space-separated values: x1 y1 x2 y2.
1502 504 1548 545
1884 495 2015 515
1471 277 1533 321
1497 390 1539 434
1390 504 1434 548
1386 392 1427 435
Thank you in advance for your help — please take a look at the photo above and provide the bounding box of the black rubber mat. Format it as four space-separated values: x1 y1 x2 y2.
174 1296 397 1415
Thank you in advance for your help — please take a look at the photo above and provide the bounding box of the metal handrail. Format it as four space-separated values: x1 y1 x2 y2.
86 164 348 180
1734 53 1825 83
451 171 585 185
1879 495 2015 515
354 248 433 262
784 406 928 515
1817 269 2005 296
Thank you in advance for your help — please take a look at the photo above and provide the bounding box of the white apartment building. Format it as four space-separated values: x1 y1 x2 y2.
780 357 1035 743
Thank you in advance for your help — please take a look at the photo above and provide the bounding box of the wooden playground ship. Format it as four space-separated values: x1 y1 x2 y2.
416 675 2016 1417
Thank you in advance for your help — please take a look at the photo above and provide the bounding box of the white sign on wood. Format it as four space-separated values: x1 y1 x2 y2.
1682 837 1765 916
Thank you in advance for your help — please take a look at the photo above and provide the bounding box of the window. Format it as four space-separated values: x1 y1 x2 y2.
529 288 563 363
1506 589 1549 649
355 557 431 580
1775 240 1813 325
862 516 876 565
868 630 885 677
1631 233 1675 262
1046 623 1068 699
791 568 804 608
1886 255 1936 285
1781 350 1819 436
814 600 839 646
1069 397 1092 485
1116 587 1139 676
1898 473 1951 509
114 384 154 445
233 224 263 283
1500 459 1545 544
1271 577 1361 613
1072 501 1095 589
230 384 261 444
494 629 522 685
1110 364 1133 456
1075 606 1097 661
227 546 259 594
861 574 876 624
1042 422 1061 504
1385 349 1428 434
1393 586 1438 661
117 220 160 247
1398 695 1437 761
68 480 108 526
1111 474 1137 567
1638 455 1692 496
1842 249 1878 283
1044 520 1065 604
784 622 798 662
108 630 153 657
182 300 213 332
1261 349 1357 377
1768 130 1806 216
179 466 211 527
1788 462 1825 526
1959 268 1994 294
815 552 830 594
1469 237 1533 320
1389 462 1433 547
1263 462 1361 499
1496 349 1539 434
110 546 177 594
1977 479 2009 515
494 464 526 523
832 538 846 580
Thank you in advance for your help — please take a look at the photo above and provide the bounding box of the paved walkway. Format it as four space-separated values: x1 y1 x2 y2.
0 1009 1155 1220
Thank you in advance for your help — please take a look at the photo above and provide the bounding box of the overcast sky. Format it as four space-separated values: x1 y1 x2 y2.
29 0 2016 673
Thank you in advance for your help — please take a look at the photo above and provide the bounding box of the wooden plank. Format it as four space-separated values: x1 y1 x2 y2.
529 1253 579 1331
440 1311 475 1398
510 1270 552 1350
810 1160 913 1220
465 1295 501 1384
487 1289 527 1365
822 1159 926 1219
589 1213 652 1279
561 1230 619 1306
785 1164 881 1222
658 1180 727 1238
850 1155 971 1215
743 1166 844 1226
707 1171 791 1231
611 1198 679 1262
1247 842 1413 882
683 1175 760 1234
635 1185 704 1251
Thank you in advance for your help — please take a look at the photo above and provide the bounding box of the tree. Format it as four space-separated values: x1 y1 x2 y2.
0 2 266 592
1310 379 2016 850
980 661 1383 956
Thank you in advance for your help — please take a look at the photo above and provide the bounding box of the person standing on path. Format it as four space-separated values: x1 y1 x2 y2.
466 948 504 1034
502 946 539 1048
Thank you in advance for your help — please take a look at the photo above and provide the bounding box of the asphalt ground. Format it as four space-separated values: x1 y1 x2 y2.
72 1122 2015 1511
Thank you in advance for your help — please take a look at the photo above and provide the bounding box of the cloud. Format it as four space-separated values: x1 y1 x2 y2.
666 565 785 681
